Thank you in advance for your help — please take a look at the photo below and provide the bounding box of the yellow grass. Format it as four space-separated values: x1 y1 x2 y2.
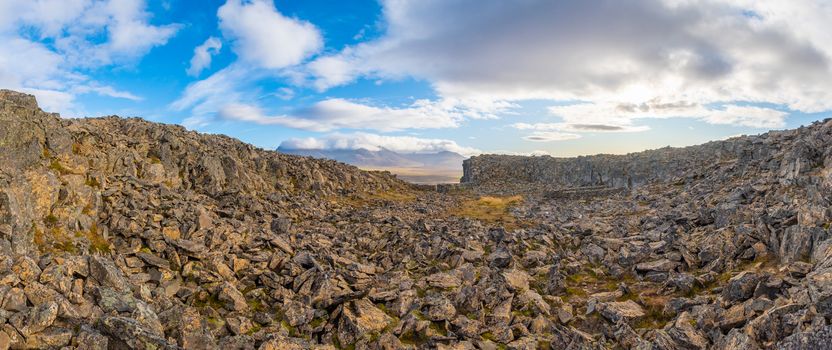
450 195 524 230
332 189 418 208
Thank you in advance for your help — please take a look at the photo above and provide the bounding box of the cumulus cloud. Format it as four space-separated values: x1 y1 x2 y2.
216 98 466 132
218 0 323 69
279 132 481 156
187 37 222 76
302 0 832 129
0 0 178 115
176 0 328 126
702 105 789 128
545 101 789 129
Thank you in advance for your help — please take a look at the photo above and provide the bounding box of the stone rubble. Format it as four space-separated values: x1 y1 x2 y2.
2 89 832 349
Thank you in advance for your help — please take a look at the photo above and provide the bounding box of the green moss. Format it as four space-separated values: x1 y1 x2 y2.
512 307 534 317
193 293 224 310
309 317 326 328
85 176 101 188
48 159 72 175
633 303 674 330
564 287 588 298
245 324 262 336
247 298 265 312
280 320 300 338
206 317 223 328
54 239 78 254
399 329 428 346
411 310 427 321
85 224 111 254
44 214 59 227
428 321 448 336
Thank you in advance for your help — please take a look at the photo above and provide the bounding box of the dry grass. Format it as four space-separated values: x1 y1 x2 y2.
333 189 418 208
82 223 111 254
32 221 110 254
33 224 77 254
450 195 524 230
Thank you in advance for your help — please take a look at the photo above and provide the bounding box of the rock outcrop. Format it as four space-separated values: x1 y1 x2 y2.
2 89 832 349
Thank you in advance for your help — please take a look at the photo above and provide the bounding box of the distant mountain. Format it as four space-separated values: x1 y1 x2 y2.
277 147 465 184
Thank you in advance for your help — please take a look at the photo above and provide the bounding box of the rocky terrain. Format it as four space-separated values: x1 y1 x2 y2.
1 88 832 349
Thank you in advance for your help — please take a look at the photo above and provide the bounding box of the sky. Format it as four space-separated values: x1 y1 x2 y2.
2 0 831 157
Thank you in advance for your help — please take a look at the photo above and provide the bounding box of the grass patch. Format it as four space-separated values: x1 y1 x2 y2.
83 223 111 254
309 317 326 328
399 329 429 346
33 224 78 254
563 287 588 300
193 293 225 310
85 176 101 188
333 189 417 208
44 214 59 227
449 195 524 230
245 324 262 336
48 159 73 175
428 321 449 336
247 298 265 312
633 301 674 329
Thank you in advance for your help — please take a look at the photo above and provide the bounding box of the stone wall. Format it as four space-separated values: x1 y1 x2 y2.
460 127 810 188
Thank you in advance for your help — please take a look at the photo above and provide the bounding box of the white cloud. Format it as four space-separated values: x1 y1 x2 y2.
187 37 223 76
543 101 788 129
522 132 581 143
102 0 180 61
176 0 327 126
301 0 832 129
18 88 76 115
513 122 650 133
702 105 789 128
216 98 465 132
218 0 323 69
71 84 142 101
0 0 177 115
279 132 481 156
173 64 250 119
275 87 295 100
305 53 360 91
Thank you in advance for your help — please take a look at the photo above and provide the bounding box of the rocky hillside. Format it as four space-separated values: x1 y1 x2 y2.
2 88 832 349
462 125 825 191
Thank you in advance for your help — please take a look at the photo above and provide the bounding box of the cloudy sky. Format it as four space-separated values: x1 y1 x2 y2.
2 0 831 156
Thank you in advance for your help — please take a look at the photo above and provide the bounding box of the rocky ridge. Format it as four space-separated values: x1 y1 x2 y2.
1 89 832 349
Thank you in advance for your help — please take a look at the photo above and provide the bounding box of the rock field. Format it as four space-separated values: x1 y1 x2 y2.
2 89 832 349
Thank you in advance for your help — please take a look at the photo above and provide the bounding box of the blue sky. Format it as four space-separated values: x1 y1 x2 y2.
2 0 831 157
